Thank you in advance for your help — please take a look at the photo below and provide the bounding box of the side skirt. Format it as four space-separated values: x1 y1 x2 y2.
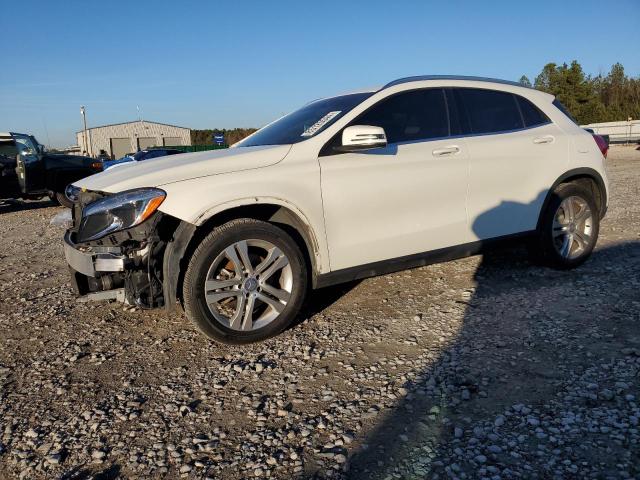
314 231 535 289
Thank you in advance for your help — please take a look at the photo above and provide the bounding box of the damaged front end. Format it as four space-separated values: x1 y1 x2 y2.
64 188 180 308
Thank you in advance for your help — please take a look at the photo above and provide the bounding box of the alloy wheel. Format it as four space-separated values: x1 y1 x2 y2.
552 195 593 260
203 239 293 331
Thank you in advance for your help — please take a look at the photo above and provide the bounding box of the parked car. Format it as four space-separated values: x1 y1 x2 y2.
63 76 609 344
102 148 183 170
1 132 102 208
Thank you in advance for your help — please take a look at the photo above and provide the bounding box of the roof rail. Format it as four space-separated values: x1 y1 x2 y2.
382 75 529 90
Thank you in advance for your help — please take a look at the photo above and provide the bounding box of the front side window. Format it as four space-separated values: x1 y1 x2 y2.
236 92 373 147
354 88 449 144
456 88 523 134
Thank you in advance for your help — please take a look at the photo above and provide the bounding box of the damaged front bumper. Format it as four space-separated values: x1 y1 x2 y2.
63 188 195 310
64 231 130 303
64 232 126 278
64 192 181 308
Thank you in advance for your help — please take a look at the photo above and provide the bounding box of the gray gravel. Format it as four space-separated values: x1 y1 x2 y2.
1 146 639 479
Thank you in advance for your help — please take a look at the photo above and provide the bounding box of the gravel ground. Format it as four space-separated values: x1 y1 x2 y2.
0 146 638 480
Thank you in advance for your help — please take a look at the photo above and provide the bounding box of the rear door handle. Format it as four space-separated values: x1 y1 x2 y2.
432 146 460 157
533 135 554 144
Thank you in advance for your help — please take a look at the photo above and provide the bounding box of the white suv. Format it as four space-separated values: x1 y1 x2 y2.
64 76 609 344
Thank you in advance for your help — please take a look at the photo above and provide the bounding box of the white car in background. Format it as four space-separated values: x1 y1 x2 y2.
62 75 609 344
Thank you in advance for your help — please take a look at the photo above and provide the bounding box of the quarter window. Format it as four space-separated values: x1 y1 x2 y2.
552 98 578 125
456 88 523 134
355 89 449 144
516 96 550 128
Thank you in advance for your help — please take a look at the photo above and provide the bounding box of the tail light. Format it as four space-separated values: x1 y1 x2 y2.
592 134 608 158
90 161 103 170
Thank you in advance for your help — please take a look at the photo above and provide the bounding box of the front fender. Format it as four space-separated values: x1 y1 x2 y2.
162 220 197 312
162 197 326 311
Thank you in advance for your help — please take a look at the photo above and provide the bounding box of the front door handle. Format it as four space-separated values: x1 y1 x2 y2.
533 135 554 144
432 146 460 157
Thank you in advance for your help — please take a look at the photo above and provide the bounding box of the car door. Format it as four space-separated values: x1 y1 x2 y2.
0 134 21 196
13 134 46 194
452 88 569 240
319 88 470 271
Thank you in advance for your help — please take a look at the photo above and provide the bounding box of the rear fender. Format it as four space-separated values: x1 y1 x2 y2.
536 167 608 231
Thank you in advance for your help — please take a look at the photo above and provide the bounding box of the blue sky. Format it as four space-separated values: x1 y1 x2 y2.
2 0 639 147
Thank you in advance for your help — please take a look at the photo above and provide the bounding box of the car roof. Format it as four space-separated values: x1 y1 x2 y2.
318 75 539 104
382 75 531 90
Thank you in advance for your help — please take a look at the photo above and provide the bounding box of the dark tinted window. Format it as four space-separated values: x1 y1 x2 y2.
457 88 523 134
355 89 449 144
445 89 464 136
552 99 578 125
517 96 549 127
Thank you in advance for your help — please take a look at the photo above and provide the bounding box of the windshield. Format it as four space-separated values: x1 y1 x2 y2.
236 92 373 147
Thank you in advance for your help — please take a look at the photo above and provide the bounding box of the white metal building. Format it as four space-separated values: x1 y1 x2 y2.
76 120 191 159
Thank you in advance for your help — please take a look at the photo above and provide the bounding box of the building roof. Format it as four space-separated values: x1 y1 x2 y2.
76 120 190 134
382 75 530 90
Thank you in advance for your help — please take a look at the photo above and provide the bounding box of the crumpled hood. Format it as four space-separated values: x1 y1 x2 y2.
74 145 292 193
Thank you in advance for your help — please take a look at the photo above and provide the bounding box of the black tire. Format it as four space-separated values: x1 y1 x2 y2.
183 218 308 344
50 191 73 208
535 182 599 269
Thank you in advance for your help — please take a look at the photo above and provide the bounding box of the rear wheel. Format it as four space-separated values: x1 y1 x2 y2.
183 219 308 344
536 183 599 269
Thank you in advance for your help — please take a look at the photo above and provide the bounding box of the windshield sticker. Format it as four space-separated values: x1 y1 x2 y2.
301 111 342 137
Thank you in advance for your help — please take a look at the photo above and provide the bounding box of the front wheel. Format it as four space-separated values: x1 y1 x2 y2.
535 183 600 269
183 219 308 344
50 191 74 208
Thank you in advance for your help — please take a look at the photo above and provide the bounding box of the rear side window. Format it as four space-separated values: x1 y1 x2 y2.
456 88 523 134
516 96 550 127
355 88 449 144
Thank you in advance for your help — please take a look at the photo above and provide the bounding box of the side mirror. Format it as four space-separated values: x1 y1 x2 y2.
336 125 387 152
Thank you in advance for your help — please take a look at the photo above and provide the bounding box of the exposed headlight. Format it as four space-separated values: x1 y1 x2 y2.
78 188 166 242
65 184 81 203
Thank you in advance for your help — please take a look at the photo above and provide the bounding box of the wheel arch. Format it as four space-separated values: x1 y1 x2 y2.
536 168 608 231
163 199 323 312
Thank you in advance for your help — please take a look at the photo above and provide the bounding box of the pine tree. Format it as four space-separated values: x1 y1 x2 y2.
518 75 532 87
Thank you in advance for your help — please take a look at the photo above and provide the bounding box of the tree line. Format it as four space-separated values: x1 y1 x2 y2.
520 61 640 125
190 128 257 147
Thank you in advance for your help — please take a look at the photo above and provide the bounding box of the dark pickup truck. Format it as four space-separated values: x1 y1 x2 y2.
0 132 102 207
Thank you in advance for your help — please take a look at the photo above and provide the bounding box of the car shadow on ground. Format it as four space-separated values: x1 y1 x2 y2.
291 281 362 330
60 463 121 480
0 198 58 214
343 239 640 478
